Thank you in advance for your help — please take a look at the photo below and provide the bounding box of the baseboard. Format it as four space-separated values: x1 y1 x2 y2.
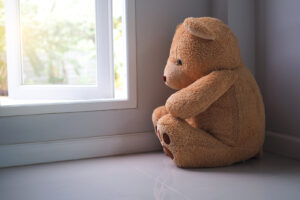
3 130 297 168
0 131 161 168
264 131 300 160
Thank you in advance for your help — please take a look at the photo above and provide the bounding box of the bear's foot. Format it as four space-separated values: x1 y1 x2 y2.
152 106 168 143
152 106 168 127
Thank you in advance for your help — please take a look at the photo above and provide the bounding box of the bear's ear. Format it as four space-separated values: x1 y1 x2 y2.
183 17 215 40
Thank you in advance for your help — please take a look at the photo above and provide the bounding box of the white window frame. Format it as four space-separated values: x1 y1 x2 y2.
0 0 137 116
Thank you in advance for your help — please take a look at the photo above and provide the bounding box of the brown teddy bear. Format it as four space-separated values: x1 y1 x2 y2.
152 17 265 168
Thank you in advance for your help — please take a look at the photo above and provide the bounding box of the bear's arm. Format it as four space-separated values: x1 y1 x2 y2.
165 69 238 119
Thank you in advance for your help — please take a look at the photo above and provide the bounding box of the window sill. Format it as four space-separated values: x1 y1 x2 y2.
0 96 137 117
0 97 76 106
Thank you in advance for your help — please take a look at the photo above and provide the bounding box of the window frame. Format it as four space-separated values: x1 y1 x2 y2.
0 0 137 116
5 0 115 100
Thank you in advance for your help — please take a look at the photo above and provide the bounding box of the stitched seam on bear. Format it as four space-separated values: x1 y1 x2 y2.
213 85 239 147
205 130 234 148
202 85 239 148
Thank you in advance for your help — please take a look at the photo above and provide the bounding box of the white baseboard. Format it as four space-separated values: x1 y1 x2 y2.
264 131 300 160
0 131 161 168
2 130 298 168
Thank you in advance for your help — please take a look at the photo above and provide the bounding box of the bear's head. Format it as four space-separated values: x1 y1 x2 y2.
163 17 242 90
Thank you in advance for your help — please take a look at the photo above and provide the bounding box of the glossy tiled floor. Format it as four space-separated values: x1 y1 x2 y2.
0 152 300 200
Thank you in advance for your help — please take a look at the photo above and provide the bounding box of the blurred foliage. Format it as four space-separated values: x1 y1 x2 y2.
113 16 123 89
0 0 7 95
20 0 97 85
0 0 123 95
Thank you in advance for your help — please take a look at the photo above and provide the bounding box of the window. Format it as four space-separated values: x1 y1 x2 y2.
0 0 7 97
0 0 136 115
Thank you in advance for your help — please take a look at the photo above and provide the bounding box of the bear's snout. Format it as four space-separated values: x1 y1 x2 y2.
163 61 194 90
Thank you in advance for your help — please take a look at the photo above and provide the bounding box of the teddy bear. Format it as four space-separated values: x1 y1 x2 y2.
152 17 265 168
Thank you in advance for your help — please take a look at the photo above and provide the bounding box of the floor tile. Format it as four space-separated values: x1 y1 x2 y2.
0 152 300 200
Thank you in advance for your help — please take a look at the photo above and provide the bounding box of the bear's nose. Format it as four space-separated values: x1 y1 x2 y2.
162 76 166 82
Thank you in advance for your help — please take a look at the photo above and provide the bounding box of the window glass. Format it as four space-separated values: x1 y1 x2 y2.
113 0 126 98
20 0 97 85
0 0 7 96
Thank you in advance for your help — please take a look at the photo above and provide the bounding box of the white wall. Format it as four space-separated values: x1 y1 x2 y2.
256 0 300 137
211 0 228 24
256 0 300 159
228 0 255 75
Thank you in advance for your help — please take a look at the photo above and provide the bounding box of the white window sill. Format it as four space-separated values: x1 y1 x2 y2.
0 97 80 106
0 96 137 117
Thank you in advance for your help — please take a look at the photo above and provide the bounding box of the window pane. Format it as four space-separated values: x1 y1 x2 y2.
113 0 127 99
0 0 8 96
20 0 97 85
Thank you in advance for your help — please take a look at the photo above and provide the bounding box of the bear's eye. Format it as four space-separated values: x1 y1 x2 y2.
176 59 182 66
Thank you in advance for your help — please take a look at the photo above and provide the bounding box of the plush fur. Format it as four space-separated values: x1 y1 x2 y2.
152 17 265 168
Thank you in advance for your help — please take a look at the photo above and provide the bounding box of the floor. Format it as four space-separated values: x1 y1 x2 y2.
0 152 300 200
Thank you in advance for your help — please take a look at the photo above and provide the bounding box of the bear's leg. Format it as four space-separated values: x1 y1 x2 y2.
152 106 168 136
152 106 170 155
157 114 237 168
